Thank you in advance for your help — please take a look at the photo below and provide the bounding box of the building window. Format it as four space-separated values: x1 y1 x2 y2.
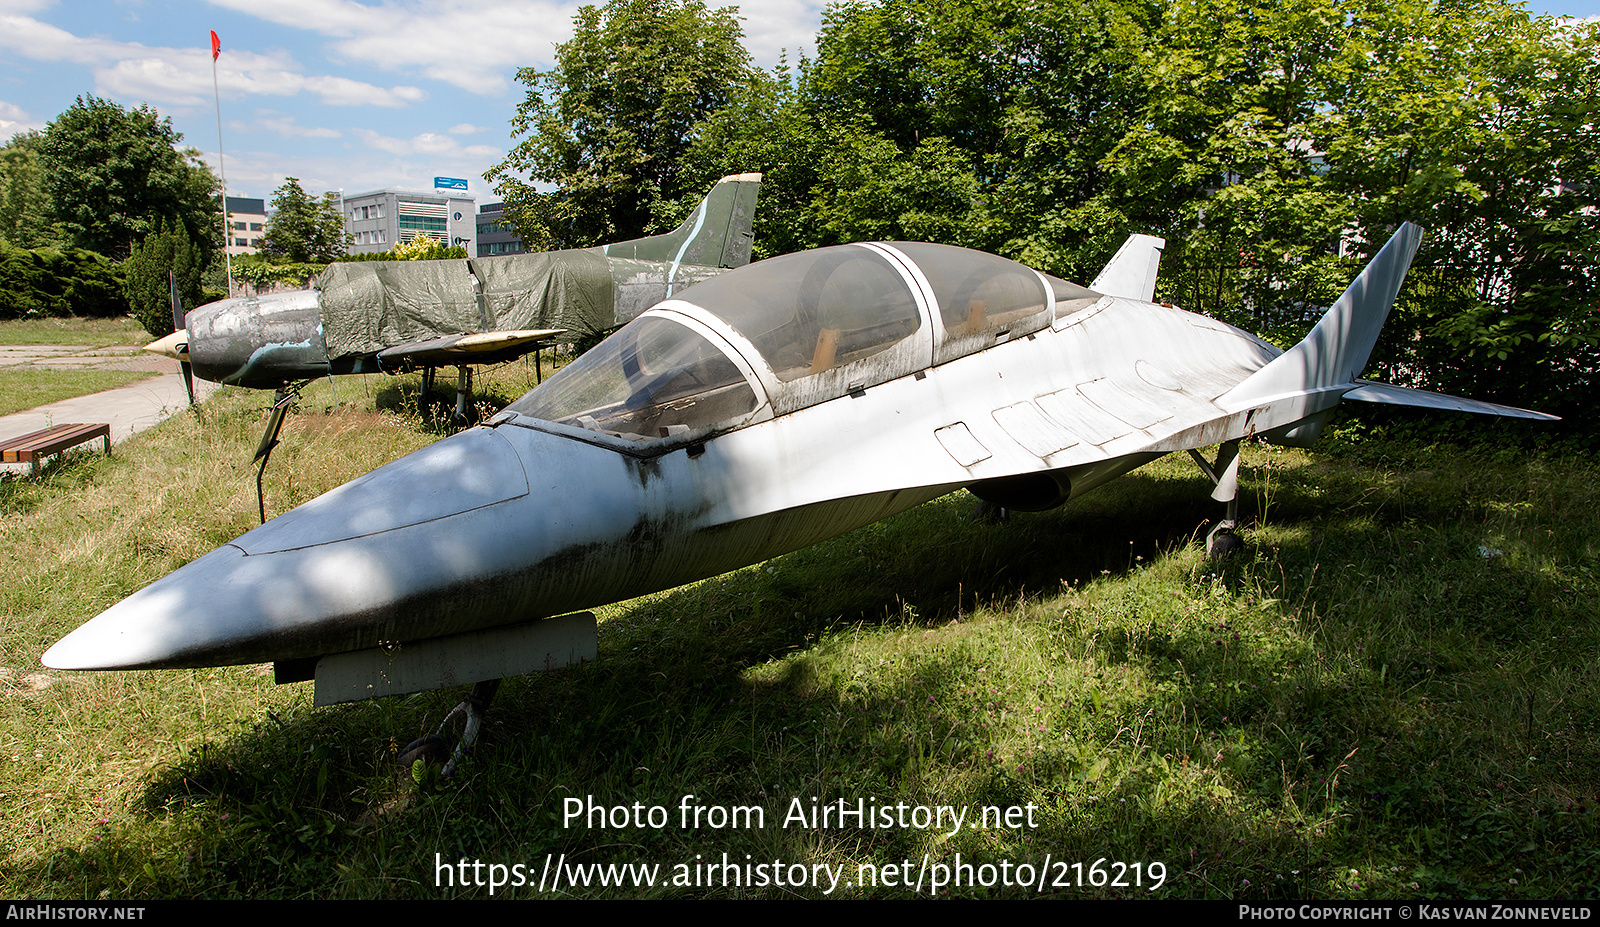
249 223 263 231
235 237 248 246
234 221 246 230
399 215 448 232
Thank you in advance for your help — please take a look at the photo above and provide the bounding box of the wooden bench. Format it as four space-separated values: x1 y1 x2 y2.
0 423 111 476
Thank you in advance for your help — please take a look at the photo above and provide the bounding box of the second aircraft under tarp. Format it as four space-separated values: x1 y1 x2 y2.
145 173 763 389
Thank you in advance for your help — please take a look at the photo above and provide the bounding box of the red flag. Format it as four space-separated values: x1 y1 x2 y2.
210 30 220 61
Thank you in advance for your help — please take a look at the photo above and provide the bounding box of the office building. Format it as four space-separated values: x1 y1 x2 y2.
476 203 528 257
224 196 266 256
343 189 476 255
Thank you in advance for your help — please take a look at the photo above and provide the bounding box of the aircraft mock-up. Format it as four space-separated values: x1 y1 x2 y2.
45 224 1554 770
145 172 763 393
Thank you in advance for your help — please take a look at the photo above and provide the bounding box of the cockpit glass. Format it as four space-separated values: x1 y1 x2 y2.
506 316 756 441
674 246 921 382
891 242 1049 333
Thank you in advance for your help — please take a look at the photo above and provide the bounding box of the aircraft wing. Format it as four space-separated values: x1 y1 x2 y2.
376 329 566 369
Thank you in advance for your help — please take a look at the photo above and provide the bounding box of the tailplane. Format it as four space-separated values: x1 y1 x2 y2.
602 173 762 269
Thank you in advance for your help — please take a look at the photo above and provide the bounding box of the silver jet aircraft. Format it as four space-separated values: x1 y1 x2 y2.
45 223 1553 767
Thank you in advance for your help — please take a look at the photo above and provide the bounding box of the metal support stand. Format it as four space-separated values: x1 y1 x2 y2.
453 365 473 428
253 387 299 524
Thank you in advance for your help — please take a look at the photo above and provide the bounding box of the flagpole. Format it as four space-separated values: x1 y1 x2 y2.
211 30 234 298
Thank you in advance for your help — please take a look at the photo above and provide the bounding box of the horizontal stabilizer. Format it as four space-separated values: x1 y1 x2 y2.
1091 234 1166 302
1344 380 1559 420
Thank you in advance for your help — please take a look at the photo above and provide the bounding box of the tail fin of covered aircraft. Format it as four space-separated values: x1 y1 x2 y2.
1091 234 1166 302
1219 222 1555 437
602 173 762 269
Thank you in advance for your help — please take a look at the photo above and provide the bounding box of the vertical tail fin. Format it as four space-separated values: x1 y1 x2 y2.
1221 222 1423 408
602 173 762 268
1091 234 1166 302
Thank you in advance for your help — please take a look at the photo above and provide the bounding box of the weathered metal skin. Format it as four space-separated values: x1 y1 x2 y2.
46 226 1556 676
186 290 334 386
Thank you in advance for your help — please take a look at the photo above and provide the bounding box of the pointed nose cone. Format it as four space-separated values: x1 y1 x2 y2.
44 427 544 671
144 329 189 360
43 545 249 670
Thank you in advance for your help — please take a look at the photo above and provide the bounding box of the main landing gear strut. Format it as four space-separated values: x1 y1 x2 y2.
253 384 307 524
418 365 477 429
1188 439 1244 559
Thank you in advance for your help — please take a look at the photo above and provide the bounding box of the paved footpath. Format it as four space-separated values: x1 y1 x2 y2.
0 343 220 474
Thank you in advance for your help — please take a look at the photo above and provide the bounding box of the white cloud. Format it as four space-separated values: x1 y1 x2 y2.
0 7 427 109
352 126 500 161
206 0 578 95
203 0 826 94
736 0 825 70
448 122 487 135
0 99 43 136
254 111 342 139
0 0 59 17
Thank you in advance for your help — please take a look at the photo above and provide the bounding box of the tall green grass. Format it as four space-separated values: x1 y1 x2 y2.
2 381 1595 899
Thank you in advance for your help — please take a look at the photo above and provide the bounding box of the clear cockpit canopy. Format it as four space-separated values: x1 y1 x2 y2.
675 245 922 382
505 314 758 442
502 243 1101 448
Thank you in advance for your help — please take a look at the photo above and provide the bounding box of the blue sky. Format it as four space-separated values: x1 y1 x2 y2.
0 0 1592 209
0 0 828 205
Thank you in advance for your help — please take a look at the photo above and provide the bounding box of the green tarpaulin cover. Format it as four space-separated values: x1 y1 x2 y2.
316 250 614 358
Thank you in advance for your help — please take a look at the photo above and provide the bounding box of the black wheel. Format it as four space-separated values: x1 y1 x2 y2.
972 499 1010 524
397 734 449 770
1207 525 1244 559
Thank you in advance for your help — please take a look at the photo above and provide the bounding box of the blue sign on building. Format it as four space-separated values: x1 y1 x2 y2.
433 177 469 191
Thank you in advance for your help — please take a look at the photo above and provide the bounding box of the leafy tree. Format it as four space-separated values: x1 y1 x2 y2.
671 68 826 257
1317 1 1600 421
123 221 202 336
38 95 219 262
792 0 1158 274
485 0 760 248
0 132 59 249
0 241 124 319
260 177 349 264
386 236 468 261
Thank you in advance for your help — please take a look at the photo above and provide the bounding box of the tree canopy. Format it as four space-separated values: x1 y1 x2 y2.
38 95 219 263
485 0 761 248
259 177 348 264
496 0 1598 432
0 132 59 250
123 221 202 337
